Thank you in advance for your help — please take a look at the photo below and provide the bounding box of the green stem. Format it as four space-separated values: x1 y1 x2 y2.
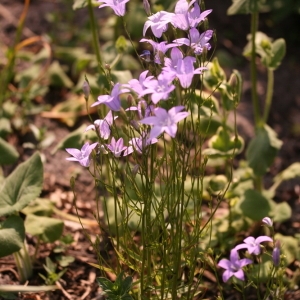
250 9 261 128
262 68 274 124
13 243 33 283
87 0 104 75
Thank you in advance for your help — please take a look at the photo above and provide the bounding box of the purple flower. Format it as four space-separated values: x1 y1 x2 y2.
174 28 213 55
272 240 281 267
142 73 175 104
140 106 189 139
262 217 273 227
218 249 252 283
66 142 98 167
235 236 273 255
91 83 122 111
85 110 117 140
140 39 177 64
123 71 153 98
161 0 212 31
98 0 130 17
124 132 157 156
106 137 127 157
164 53 206 88
143 11 171 38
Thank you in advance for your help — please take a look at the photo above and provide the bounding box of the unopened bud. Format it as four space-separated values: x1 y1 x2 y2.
272 240 281 267
143 0 151 15
132 164 140 176
105 64 111 70
83 81 90 99
130 120 140 131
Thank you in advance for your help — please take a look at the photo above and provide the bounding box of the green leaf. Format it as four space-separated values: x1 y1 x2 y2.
22 198 54 217
227 0 255 15
274 234 300 264
115 36 128 53
0 137 19 165
25 215 64 243
273 202 292 222
0 215 25 258
227 0 267 15
0 153 43 216
47 61 73 88
246 125 282 176
239 189 271 221
268 38 286 70
51 124 86 154
274 162 300 185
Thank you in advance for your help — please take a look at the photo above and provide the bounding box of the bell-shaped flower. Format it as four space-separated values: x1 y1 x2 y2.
91 83 122 111
66 142 98 167
174 28 213 55
140 106 189 139
143 11 171 38
235 236 273 255
106 137 127 157
218 249 252 283
85 110 117 140
142 73 176 104
99 0 130 17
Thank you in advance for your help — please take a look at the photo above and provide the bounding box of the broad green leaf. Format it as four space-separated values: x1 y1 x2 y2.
51 124 86 154
115 36 128 53
268 38 286 70
25 214 64 243
0 215 25 258
0 153 43 216
22 198 54 217
246 125 282 176
239 189 271 221
274 162 300 185
0 137 19 165
273 202 292 222
274 234 299 264
47 61 73 88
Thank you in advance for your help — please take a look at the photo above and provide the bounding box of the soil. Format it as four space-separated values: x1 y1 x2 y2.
0 0 300 299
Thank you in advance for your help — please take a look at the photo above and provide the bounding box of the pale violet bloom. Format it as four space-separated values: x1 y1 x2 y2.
262 217 273 227
106 137 127 157
140 106 189 139
142 73 175 104
235 236 273 255
66 142 98 167
85 111 117 140
140 39 177 64
123 70 153 98
98 0 130 17
163 48 207 88
143 11 171 38
124 132 157 156
91 83 122 111
174 28 213 55
161 0 212 31
218 249 252 283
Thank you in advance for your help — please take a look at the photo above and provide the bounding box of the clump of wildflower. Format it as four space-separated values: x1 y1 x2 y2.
218 249 252 282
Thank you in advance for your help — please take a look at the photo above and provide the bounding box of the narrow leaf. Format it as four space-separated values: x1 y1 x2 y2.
0 137 19 165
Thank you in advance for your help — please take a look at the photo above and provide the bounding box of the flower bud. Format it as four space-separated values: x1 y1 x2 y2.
83 81 90 99
262 217 273 227
272 240 281 267
143 0 151 15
